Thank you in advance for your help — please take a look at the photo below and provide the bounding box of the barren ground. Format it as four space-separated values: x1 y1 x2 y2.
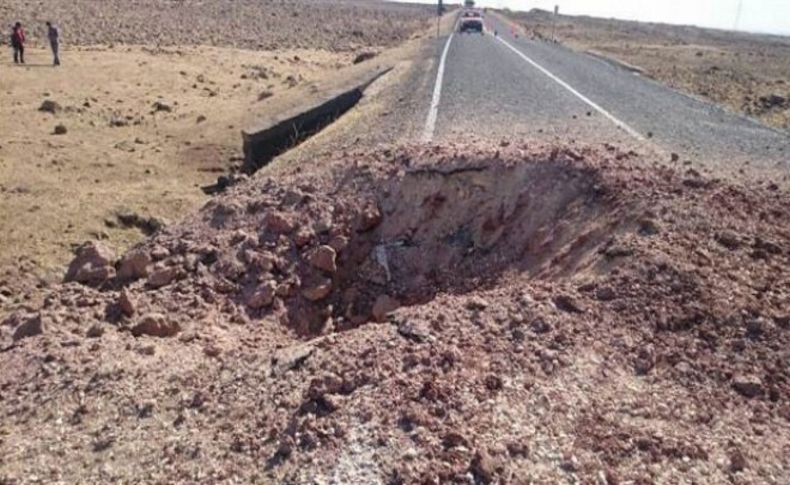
504 9 790 131
1 142 788 483
1 4 789 485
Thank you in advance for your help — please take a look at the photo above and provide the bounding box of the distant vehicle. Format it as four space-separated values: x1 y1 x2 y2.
460 9 484 34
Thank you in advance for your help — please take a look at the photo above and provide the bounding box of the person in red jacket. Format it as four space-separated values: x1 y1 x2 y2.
11 22 25 64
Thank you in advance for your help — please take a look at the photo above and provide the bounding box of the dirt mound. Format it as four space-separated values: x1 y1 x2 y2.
1 143 788 483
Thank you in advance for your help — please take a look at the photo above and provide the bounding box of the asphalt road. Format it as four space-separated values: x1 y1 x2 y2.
290 12 789 177
417 13 790 173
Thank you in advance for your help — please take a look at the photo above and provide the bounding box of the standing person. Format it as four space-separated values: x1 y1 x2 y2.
46 21 60 66
11 22 25 64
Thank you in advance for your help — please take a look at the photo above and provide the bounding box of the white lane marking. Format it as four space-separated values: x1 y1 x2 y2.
496 36 645 141
422 32 454 143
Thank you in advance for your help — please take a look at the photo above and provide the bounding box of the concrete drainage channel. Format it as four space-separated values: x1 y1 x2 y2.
201 66 392 194
242 67 393 173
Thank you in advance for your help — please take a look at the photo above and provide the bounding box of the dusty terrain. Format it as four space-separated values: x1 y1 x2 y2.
1 4 789 484
0 0 433 310
1 142 788 483
0 0 432 51
504 9 790 131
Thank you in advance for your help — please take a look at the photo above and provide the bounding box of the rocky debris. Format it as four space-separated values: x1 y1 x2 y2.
117 249 152 281
304 245 337 273
265 211 295 234
115 211 166 235
109 116 129 127
201 173 250 196
466 296 489 311
506 441 529 458
151 101 172 113
638 217 660 236
530 317 552 334
64 242 116 286
352 51 377 64
396 320 430 343
728 448 748 472
716 230 741 250
470 449 497 484
146 266 178 289
1 143 789 483
248 281 277 309
757 94 786 111
753 237 782 255
118 289 136 317
293 227 314 247
328 235 349 252
553 294 585 313
11 314 43 341
594 285 616 301
53 124 68 135
271 344 314 376
371 294 400 322
38 100 62 114
301 278 332 301
131 313 180 338
356 201 382 232
731 374 764 398
86 323 105 338
634 346 656 375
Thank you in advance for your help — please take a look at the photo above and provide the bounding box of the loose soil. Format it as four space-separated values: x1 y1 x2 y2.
504 8 790 131
2 142 788 483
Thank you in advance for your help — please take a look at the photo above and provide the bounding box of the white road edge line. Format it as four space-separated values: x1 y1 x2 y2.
496 36 645 141
422 32 454 143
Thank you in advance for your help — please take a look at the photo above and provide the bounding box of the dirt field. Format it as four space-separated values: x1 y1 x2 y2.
504 9 790 131
0 44 366 271
0 0 433 51
0 0 433 304
1 142 788 483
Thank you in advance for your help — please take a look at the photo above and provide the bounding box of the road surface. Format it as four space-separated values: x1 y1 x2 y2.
290 12 789 176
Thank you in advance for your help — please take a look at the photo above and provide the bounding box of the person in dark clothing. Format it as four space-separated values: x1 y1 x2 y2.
11 22 25 64
46 21 60 66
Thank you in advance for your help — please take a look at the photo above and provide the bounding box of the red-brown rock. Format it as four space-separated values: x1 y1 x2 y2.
64 242 117 286
305 245 337 273
131 313 180 338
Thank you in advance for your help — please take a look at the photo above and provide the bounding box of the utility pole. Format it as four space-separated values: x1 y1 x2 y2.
734 0 744 31
552 5 559 42
437 0 443 38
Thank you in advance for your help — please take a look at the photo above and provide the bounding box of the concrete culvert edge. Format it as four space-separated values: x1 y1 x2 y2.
241 67 393 175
